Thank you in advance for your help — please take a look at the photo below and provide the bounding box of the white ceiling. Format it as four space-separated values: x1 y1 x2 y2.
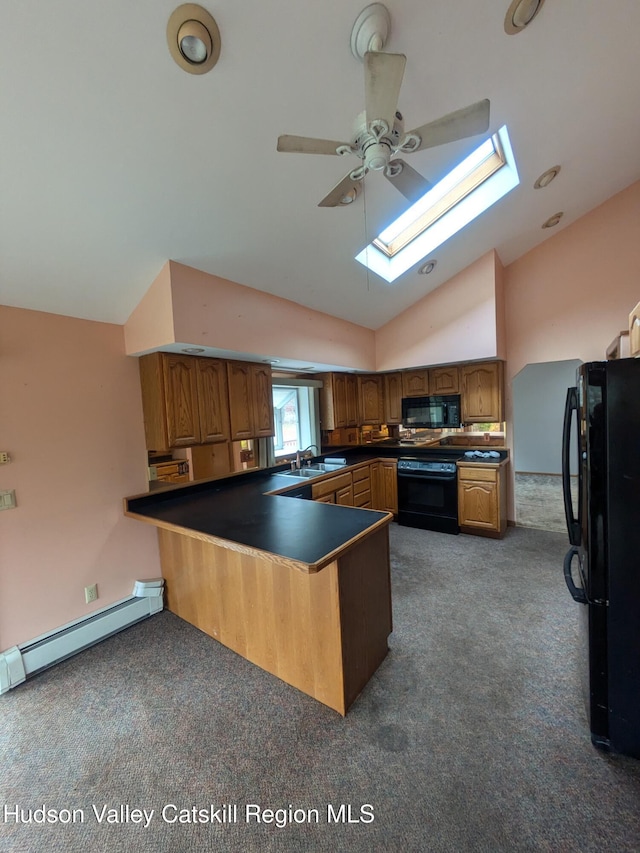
2 1 640 331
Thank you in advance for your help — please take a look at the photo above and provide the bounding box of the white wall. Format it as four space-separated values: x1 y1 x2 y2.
512 359 582 474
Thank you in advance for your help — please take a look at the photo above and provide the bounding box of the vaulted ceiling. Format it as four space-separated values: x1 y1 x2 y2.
2 1 640 330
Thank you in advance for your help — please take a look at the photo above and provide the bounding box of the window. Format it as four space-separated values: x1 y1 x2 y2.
355 125 519 283
272 380 321 459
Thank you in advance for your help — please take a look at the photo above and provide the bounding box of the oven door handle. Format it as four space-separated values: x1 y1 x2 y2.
397 471 457 482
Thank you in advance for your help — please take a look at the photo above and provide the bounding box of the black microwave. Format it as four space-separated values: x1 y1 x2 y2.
401 394 462 429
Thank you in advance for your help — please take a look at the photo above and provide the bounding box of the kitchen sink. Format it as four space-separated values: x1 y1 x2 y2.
276 462 346 479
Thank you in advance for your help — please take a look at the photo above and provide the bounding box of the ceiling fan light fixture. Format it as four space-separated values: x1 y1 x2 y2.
167 4 221 74
534 165 561 189
542 211 563 228
504 0 545 35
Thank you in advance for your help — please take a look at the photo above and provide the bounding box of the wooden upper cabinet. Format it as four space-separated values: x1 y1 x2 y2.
630 300 640 356
226 361 254 441
227 361 274 440
196 358 230 443
139 352 200 451
344 374 359 426
319 373 359 430
358 374 384 425
402 369 430 397
383 372 403 424
250 363 275 438
429 365 460 395
461 361 504 423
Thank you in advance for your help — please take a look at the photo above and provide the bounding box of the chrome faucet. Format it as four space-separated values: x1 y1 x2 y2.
296 444 319 468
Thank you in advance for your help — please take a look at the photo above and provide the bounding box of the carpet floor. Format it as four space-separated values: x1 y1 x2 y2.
1 524 639 852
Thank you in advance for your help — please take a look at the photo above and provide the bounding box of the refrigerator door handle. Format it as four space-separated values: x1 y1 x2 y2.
562 386 581 545
563 546 588 604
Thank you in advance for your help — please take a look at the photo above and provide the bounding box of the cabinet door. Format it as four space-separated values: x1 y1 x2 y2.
429 366 460 394
383 372 403 424
345 374 359 426
162 354 201 447
196 358 230 443
379 460 398 514
358 375 384 424
227 361 254 440
461 361 504 422
458 480 499 530
402 369 430 397
332 373 348 428
250 364 275 437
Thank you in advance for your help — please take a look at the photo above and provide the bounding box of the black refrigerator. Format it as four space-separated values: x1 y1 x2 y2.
562 358 640 759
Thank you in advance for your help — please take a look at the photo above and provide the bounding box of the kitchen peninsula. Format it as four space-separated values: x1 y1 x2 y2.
124 468 393 715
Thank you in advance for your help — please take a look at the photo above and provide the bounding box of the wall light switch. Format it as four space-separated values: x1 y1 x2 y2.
0 452 9 464
0 490 16 510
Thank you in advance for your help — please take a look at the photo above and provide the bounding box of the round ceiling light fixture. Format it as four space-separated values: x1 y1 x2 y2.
534 165 561 189
182 347 206 354
504 0 546 35
418 259 437 275
167 4 221 74
339 186 361 205
542 211 563 229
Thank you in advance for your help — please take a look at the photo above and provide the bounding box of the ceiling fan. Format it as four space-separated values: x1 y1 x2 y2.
277 3 490 208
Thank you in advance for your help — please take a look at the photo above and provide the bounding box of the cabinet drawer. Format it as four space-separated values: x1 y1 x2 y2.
352 465 370 483
353 476 371 496
311 471 352 500
458 465 497 483
354 490 371 508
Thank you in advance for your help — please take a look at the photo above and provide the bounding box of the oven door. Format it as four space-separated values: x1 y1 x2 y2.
397 470 459 534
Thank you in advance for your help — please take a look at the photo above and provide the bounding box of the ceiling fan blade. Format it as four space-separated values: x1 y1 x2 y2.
318 172 362 208
277 135 349 156
406 99 491 152
364 51 406 131
385 160 432 203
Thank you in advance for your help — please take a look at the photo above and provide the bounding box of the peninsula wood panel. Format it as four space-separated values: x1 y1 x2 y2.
337 526 392 710
157 525 392 714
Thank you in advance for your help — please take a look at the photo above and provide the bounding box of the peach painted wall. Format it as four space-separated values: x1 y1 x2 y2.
374 251 500 371
503 180 640 519
0 306 159 649
123 261 175 355
169 262 376 370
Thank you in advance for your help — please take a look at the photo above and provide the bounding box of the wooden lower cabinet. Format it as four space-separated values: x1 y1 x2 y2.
371 460 398 514
457 462 507 538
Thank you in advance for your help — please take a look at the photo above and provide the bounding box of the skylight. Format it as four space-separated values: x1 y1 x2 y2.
355 125 519 283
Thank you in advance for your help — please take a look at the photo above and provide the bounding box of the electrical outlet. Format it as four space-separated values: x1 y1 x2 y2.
85 584 98 604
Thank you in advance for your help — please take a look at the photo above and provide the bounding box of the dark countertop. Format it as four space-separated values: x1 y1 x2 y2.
125 444 509 572
125 466 391 572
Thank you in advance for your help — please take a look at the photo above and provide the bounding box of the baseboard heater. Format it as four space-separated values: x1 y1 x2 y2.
0 579 164 694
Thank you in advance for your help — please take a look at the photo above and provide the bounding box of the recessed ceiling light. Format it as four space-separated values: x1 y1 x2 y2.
534 165 561 189
542 211 563 228
418 260 437 275
167 4 221 75
504 0 546 35
182 347 205 354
